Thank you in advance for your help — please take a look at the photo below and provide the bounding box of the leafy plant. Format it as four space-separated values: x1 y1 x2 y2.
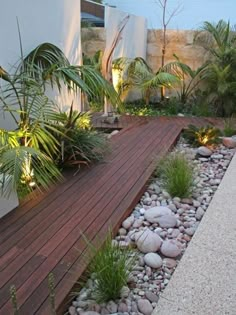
163 55 207 104
0 73 62 196
194 20 236 116
9 274 57 315
158 153 193 198
183 124 221 147
53 104 108 167
112 57 179 105
48 273 56 315
10 285 19 315
0 41 117 196
87 232 135 303
125 103 165 116
186 89 213 117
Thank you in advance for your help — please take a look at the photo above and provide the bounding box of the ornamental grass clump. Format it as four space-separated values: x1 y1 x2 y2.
223 117 236 137
88 233 135 303
159 153 194 198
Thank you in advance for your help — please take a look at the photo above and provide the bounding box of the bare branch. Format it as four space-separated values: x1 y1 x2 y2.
155 0 183 27
165 5 183 26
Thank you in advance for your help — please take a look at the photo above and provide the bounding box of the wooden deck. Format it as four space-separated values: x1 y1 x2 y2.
0 116 223 315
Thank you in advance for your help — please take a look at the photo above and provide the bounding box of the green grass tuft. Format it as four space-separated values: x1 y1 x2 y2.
223 118 236 137
88 232 135 303
158 153 194 198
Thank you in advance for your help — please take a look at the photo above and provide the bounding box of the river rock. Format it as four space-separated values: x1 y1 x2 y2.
144 253 163 268
118 302 129 313
80 312 100 315
131 301 139 312
223 136 236 148
197 146 212 157
106 301 117 313
211 154 223 159
119 228 127 236
168 203 177 212
122 215 135 229
144 206 172 223
137 299 153 315
68 306 76 315
133 218 144 228
145 291 159 303
135 229 162 253
163 258 177 269
120 286 130 298
156 215 177 228
185 227 195 236
160 240 182 258
196 207 205 220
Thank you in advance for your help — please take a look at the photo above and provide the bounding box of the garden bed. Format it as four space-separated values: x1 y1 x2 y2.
68 137 235 315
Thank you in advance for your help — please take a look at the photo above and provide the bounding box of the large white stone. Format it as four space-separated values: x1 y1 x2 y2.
156 215 177 228
137 299 153 315
197 146 212 157
144 253 163 268
135 229 162 253
160 240 182 258
144 206 172 223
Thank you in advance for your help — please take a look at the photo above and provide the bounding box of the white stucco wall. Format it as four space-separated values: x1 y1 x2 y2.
0 0 81 130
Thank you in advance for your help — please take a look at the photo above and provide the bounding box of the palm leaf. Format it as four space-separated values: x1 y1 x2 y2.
141 72 179 90
0 146 62 196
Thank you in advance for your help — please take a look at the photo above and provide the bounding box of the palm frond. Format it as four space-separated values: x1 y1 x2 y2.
141 72 179 90
0 146 62 196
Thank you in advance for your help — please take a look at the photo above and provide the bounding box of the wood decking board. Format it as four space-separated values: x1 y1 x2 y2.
0 116 223 315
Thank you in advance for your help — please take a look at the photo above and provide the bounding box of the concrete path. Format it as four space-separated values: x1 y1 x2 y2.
153 152 236 315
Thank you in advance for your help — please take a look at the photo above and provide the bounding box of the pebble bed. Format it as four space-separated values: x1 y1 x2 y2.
68 139 235 315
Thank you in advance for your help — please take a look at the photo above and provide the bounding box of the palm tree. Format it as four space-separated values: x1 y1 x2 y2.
0 43 117 196
194 20 236 116
162 54 207 104
112 57 179 105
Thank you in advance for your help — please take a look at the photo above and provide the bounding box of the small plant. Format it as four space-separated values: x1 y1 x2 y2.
53 104 109 167
10 285 19 315
223 118 236 137
87 232 136 303
183 124 221 147
48 273 56 315
9 274 57 315
159 153 193 198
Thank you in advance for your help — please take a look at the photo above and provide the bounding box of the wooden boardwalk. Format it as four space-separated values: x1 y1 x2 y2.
0 116 223 315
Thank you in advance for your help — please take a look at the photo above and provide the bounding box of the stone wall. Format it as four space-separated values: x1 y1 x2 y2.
81 28 207 71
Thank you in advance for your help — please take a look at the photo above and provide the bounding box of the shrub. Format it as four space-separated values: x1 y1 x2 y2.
53 105 109 167
183 124 221 147
223 118 236 137
159 153 193 198
63 129 108 166
88 232 135 303
125 103 164 116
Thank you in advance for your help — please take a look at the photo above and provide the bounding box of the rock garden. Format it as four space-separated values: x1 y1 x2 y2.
68 129 236 315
